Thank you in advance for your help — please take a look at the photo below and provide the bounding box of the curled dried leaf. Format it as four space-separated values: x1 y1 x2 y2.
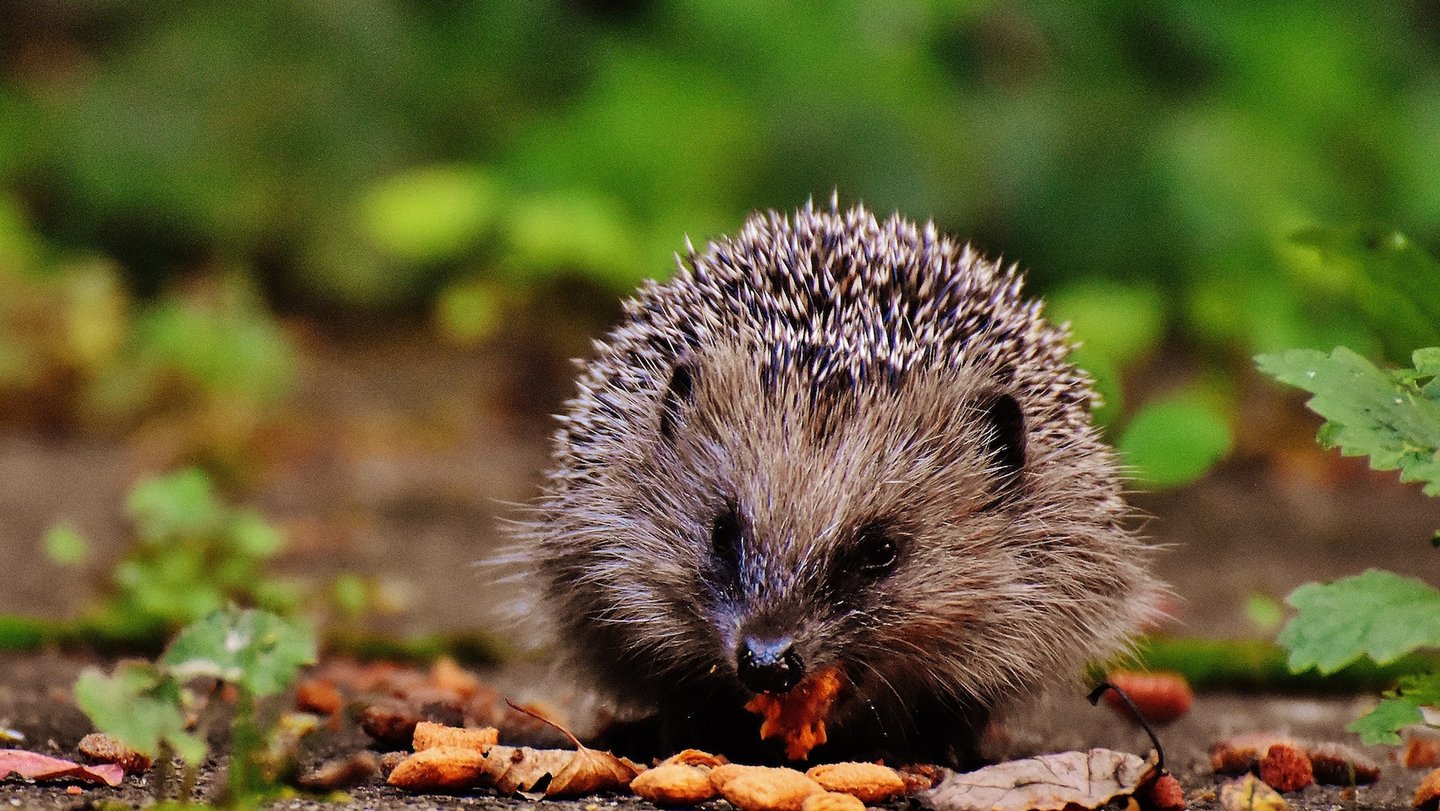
921 748 1156 811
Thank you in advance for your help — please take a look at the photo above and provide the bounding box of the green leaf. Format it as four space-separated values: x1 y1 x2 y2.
1279 569 1440 674
359 165 500 263
1346 697 1425 745
126 468 224 541
160 607 316 697
1049 282 1165 370
1257 347 1440 495
1290 225 1440 362
43 523 88 565
1117 395 1232 487
73 661 206 763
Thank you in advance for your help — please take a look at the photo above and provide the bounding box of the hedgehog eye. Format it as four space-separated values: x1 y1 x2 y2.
854 522 900 577
710 506 743 566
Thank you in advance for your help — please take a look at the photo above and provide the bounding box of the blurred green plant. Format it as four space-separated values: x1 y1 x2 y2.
52 468 304 640
1258 345 1440 744
76 606 317 804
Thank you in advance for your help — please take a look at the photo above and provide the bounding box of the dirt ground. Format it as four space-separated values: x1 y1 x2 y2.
2 329 1439 808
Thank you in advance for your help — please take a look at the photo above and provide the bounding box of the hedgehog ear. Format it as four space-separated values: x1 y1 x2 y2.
976 390 1026 501
660 360 696 442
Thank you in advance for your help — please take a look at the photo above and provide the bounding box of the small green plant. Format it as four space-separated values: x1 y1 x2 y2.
1258 346 1440 743
75 606 316 804
55 468 305 640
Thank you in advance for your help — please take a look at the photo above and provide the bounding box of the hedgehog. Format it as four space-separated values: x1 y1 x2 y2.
515 200 1160 766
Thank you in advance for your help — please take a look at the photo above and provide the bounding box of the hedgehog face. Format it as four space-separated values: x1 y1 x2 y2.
617 343 1050 713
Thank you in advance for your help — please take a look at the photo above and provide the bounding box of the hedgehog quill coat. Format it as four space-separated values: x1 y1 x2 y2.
520 202 1159 764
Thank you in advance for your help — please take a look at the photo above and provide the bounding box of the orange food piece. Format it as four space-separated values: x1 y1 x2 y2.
1104 670 1193 725
805 762 907 803
1258 743 1313 793
385 747 490 790
801 791 865 811
713 765 824 811
1141 773 1187 811
660 748 728 768
78 732 153 772
632 763 718 806
744 667 845 760
1406 728 1440 770
294 677 344 716
1416 768 1440 811
412 721 499 752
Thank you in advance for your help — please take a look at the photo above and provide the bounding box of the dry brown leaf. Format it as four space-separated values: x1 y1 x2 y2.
0 749 124 787
386 746 490 790
715 764 825 811
1219 774 1289 811
78 732 152 772
921 748 1156 811
546 744 643 797
481 745 573 794
632 762 718 806
805 762 907 803
745 667 845 760
412 721 498 752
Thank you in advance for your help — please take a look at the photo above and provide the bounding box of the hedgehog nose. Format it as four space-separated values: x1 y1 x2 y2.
736 636 804 694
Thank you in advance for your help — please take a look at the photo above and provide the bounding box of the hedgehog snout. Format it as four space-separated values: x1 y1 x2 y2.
735 634 804 694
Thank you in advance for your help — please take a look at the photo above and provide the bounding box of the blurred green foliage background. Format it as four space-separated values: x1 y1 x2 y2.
2 0 1438 484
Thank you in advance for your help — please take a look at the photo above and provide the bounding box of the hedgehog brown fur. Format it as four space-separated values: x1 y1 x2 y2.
517 200 1161 765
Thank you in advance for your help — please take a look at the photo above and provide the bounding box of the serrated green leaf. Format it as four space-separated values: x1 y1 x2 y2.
1279 570 1440 673
1256 347 1440 495
1346 697 1425 745
73 661 206 763
160 607 315 697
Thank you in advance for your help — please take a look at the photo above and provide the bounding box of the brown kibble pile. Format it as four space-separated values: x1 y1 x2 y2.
805 762 907 803
1210 733 1376 789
